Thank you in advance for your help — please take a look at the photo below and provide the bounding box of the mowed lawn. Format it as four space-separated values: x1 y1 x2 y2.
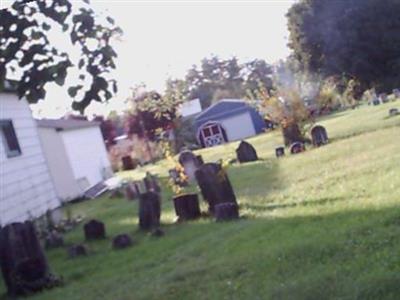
1 102 400 300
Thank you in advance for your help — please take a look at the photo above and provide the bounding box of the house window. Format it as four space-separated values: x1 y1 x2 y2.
0 120 22 158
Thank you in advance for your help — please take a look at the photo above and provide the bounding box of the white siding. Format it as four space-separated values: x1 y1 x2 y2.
0 94 60 226
38 128 82 202
61 127 111 190
220 112 256 141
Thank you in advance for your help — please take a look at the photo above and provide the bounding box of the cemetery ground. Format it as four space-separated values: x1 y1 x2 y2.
1 102 400 300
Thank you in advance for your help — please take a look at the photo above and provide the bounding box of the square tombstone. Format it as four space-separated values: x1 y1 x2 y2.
389 108 399 117
121 156 135 171
83 219 106 240
178 150 203 182
275 146 285 158
138 192 161 230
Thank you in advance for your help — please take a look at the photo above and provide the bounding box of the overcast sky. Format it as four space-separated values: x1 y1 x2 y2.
2 0 296 117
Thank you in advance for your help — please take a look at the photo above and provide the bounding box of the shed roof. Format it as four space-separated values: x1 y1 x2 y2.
195 99 248 122
37 119 100 131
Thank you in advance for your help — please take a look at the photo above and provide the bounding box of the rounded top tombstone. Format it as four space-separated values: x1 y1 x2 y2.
84 219 106 240
311 125 328 147
236 141 258 163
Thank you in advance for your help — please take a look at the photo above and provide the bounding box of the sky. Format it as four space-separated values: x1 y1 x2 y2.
2 0 296 118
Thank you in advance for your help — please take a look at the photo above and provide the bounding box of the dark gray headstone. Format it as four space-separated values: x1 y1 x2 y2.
389 108 399 116
139 192 161 230
83 219 106 240
178 150 203 181
236 141 258 163
112 234 133 250
195 163 237 214
290 142 305 154
311 125 328 147
173 193 201 222
275 146 285 158
67 244 87 258
372 98 380 106
121 156 135 171
0 222 61 296
215 203 239 221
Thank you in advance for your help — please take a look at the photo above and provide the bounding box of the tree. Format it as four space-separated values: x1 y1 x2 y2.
0 0 122 113
287 0 400 93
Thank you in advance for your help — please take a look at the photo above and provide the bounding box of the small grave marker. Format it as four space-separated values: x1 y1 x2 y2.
173 193 201 222
112 234 133 250
389 108 399 116
67 244 87 258
290 142 305 154
83 219 106 240
236 141 258 163
275 146 285 158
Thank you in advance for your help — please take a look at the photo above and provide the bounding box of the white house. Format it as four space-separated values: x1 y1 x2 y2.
0 84 60 226
37 118 112 202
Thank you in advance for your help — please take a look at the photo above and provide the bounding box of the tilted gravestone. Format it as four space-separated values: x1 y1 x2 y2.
173 193 201 222
311 125 328 147
236 141 258 163
84 219 106 240
275 146 285 158
290 142 305 154
138 191 161 230
112 234 133 250
195 163 237 215
0 222 61 296
215 203 239 221
389 108 399 117
178 150 204 182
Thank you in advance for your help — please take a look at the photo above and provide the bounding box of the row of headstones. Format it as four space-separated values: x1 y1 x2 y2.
371 90 400 106
275 125 329 158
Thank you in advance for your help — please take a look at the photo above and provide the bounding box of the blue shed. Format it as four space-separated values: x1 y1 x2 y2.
194 99 265 148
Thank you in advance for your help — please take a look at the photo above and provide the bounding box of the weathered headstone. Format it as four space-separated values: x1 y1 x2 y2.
275 146 285 158
0 222 61 296
83 219 106 240
121 156 135 171
195 163 237 214
236 141 258 163
215 203 239 221
67 244 87 258
178 150 203 182
311 125 328 147
44 231 64 250
389 108 399 117
173 193 201 222
290 142 305 154
138 191 161 230
379 93 388 103
112 234 133 250
393 89 400 99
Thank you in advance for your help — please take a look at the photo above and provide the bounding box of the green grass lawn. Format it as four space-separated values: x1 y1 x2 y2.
1 102 400 300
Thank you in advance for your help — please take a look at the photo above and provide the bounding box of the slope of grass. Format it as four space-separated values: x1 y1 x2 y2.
1 102 399 300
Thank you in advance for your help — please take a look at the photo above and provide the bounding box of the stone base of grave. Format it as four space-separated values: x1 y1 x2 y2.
84 219 106 240
112 234 133 250
173 193 201 222
214 203 239 221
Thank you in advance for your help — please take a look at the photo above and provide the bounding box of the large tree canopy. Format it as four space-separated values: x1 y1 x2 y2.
287 0 400 92
0 0 122 113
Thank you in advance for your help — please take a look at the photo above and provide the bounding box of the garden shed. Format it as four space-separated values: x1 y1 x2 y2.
37 119 112 202
194 99 265 147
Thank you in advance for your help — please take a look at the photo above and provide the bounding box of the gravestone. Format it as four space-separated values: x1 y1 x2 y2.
393 89 400 99
121 156 135 171
215 203 239 221
379 93 388 103
143 172 161 193
290 142 305 154
173 193 201 222
112 234 133 250
275 146 285 158
44 231 64 250
67 244 87 258
83 219 106 240
236 141 258 163
0 222 61 296
178 150 203 182
138 191 161 230
311 125 328 147
389 108 399 116
372 97 380 106
195 163 237 214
